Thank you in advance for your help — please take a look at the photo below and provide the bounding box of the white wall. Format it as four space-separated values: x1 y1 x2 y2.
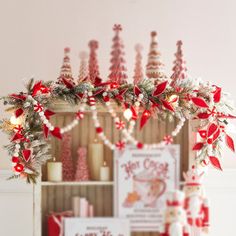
0 0 236 235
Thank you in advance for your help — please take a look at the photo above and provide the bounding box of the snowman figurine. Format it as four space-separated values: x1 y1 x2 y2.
183 166 209 235
160 190 190 236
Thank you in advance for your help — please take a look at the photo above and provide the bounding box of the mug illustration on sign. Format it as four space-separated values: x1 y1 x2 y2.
123 169 166 208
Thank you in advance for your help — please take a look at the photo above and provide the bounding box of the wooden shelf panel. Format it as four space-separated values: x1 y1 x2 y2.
41 181 114 186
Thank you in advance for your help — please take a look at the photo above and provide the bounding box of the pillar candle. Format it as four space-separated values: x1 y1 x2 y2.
88 204 94 217
72 196 80 217
79 198 89 217
100 161 110 181
47 160 62 182
88 140 104 180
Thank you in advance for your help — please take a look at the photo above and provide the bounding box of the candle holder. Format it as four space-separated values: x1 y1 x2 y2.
47 157 62 182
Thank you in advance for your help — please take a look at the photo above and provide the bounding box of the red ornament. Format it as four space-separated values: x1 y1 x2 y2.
11 132 24 142
116 141 126 150
191 97 209 108
137 142 143 149
110 82 119 89
22 149 31 162
32 81 50 96
152 81 168 97
209 156 222 171
96 127 103 133
207 138 213 144
14 163 24 173
140 109 151 129
103 96 110 102
12 156 20 163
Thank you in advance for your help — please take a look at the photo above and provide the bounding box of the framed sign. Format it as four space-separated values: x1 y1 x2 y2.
64 218 130 236
114 145 180 232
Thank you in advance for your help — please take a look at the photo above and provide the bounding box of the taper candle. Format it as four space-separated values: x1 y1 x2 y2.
88 139 104 180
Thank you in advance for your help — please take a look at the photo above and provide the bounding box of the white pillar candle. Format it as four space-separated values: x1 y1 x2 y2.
88 204 94 217
100 161 110 181
72 196 80 217
88 140 104 180
79 198 89 217
47 160 62 182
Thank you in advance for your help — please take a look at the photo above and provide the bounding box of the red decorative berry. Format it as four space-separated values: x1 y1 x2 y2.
103 96 110 102
14 163 24 173
137 142 143 149
96 127 103 133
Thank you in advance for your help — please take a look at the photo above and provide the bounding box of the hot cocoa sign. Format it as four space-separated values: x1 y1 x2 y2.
114 145 180 232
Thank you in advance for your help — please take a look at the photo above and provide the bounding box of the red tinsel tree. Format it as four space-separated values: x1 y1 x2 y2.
88 40 100 84
146 32 166 83
57 47 75 85
171 40 188 86
61 133 74 181
108 24 128 85
133 44 144 85
74 147 89 181
78 51 88 84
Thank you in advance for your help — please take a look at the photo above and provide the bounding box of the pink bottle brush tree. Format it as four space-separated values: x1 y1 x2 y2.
61 133 74 181
108 24 128 85
133 44 144 85
74 147 90 181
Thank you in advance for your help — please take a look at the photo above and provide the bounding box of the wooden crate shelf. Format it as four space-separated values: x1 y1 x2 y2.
34 101 193 236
